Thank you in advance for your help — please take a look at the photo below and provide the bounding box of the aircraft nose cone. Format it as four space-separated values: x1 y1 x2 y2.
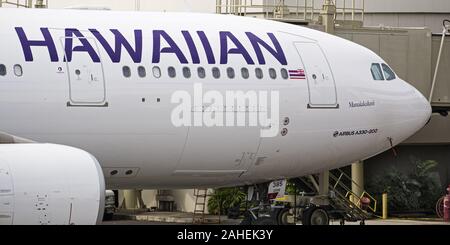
407 84 432 133
416 89 432 128
388 80 432 145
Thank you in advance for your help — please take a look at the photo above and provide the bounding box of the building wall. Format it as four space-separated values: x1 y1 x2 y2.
364 14 450 33
363 0 450 13
281 0 450 13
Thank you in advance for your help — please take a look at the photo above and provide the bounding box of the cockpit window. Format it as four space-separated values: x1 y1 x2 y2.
382 64 396 81
371 63 384 81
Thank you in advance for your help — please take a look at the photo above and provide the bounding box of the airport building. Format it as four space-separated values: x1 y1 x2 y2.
1 0 448 217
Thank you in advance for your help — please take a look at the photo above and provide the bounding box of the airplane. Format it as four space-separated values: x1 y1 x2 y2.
0 8 431 225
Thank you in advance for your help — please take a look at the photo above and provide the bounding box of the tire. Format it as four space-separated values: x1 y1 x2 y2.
277 208 292 225
436 197 444 218
254 217 277 225
302 208 313 225
303 207 329 225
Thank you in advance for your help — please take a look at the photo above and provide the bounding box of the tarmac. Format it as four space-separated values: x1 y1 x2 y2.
102 211 450 225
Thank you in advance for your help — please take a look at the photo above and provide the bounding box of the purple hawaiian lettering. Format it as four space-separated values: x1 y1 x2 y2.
64 29 100 63
15 27 58 62
220 31 254 65
197 31 215 64
246 32 287 65
152 30 188 64
182 31 200 64
90 29 142 63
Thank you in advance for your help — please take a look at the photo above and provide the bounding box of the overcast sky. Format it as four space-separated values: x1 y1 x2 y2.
47 0 216 12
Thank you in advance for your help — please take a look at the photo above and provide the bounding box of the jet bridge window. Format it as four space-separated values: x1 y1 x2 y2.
122 66 131 78
168 66 176 78
382 64 396 81
0 64 6 76
370 63 384 81
137 66 146 78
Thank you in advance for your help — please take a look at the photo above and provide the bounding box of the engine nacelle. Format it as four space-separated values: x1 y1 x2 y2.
0 144 105 225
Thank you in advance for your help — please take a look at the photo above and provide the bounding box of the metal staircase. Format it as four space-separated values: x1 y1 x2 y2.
291 168 377 224
328 168 377 223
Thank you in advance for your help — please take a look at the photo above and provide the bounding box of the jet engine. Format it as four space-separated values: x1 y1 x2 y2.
0 144 105 225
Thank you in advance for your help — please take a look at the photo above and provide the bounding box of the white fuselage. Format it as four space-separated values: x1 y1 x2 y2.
0 9 431 189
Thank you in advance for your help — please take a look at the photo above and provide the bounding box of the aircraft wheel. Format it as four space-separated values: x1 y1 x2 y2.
254 217 277 225
277 208 292 225
303 207 329 225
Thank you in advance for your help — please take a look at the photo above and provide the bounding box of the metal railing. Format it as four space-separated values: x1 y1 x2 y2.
334 0 365 22
216 0 321 22
0 0 47 8
330 168 377 213
216 0 365 23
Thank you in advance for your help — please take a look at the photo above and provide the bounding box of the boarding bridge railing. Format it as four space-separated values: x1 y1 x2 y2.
216 0 321 22
216 0 365 23
334 0 365 22
0 0 47 8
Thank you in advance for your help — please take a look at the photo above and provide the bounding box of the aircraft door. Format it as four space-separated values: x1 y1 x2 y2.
294 42 338 108
0 161 13 225
58 34 107 107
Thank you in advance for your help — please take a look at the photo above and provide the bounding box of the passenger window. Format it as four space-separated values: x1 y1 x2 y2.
269 68 277 79
227 67 235 79
152 66 161 78
382 64 396 81
14 65 23 77
370 63 384 81
137 66 146 78
183 67 191 78
122 66 131 78
198 67 206 79
0 64 5 76
168 66 176 78
212 67 220 79
241 68 249 79
255 68 263 79
281 68 288 80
